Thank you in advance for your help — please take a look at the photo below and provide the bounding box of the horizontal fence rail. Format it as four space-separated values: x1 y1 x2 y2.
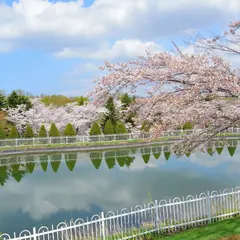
1 186 240 240
0 127 240 148
0 133 150 148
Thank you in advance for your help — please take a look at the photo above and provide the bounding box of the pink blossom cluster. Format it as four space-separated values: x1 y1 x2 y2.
5 98 103 135
90 20 240 151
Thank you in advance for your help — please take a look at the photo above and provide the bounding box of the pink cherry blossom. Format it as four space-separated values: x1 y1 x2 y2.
4 98 103 135
90 20 240 153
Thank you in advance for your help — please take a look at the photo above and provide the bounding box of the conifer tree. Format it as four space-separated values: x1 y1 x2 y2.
9 126 20 138
38 125 47 137
120 93 133 109
103 120 114 135
0 94 7 109
89 122 102 135
64 123 76 136
49 123 60 137
101 96 118 129
24 124 34 138
7 91 32 110
115 121 128 134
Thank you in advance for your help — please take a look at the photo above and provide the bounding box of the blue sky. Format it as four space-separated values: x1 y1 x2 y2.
0 0 239 96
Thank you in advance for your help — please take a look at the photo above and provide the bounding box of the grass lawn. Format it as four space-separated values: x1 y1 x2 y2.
156 217 240 240
0 132 239 154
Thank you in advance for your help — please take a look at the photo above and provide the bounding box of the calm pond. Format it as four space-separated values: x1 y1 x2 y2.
0 141 240 234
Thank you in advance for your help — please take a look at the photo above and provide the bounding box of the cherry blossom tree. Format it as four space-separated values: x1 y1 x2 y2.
191 20 240 56
90 20 240 153
4 98 103 135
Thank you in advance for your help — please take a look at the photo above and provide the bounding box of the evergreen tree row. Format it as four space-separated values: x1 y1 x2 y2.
89 120 128 135
0 120 128 139
0 123 77 139
0 93 134 140
90 95 129 136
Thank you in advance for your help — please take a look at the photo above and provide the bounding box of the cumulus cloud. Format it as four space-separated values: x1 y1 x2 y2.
0 0 239 57
0 159 224 222
55 39 163 59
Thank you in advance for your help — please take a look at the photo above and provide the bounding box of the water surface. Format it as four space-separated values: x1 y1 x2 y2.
0 143 240 234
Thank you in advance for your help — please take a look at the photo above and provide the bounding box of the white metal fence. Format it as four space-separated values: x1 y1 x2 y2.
1 186 240 240
0 133 150 148
1 127 240 148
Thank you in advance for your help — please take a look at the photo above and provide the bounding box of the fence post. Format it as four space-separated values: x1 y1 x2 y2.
33 227 37 240
155 200 160 233
101 212 106 240
207 191 212 223
33 138 35 146
49 137 51 145
237 188 240 215
15 138 18 147
66 136 68 144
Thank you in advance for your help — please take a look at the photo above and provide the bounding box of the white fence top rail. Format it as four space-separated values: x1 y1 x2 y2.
0 127 240 144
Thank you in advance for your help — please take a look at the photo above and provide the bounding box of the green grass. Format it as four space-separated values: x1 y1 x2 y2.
57 217 240 240
0 132 240 154
41 95 75 107
156 217 240 240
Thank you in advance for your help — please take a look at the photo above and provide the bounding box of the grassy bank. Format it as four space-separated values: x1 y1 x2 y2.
0 137 174 155
155 217 240 239
0 132 240 154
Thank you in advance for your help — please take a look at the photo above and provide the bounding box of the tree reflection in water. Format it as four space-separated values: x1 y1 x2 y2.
0 139 239 185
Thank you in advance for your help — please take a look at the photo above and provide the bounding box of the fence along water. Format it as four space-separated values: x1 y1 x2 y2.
0 133 150 148
0 127 240 148
1 186 240 240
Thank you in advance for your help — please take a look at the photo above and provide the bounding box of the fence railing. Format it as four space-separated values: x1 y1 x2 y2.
0 133 150 148
1 186 240 240
0 127 240 148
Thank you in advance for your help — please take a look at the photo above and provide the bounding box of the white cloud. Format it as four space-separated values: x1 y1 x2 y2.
179 45 196 55
0 0 239 56
55 39 163 59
